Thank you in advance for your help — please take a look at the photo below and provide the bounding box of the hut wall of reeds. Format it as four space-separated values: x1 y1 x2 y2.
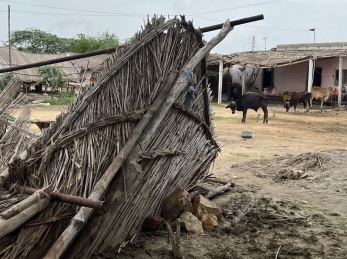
1 16 222 259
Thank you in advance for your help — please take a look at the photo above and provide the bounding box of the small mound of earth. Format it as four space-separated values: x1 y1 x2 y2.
96 150 347 259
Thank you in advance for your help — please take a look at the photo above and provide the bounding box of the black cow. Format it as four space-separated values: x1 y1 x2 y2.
226 93 268 123
284 92 311 113
230 83 242 101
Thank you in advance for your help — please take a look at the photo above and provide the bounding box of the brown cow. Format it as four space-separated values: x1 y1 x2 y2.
310 86 333 109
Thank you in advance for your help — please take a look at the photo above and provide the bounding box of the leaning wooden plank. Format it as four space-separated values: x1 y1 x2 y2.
44 19 233 259
0 186 52 239
1 185 53 219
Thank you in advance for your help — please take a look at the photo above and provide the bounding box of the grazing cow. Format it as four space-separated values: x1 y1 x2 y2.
310 86 333 109
230 83 242 101
284 92 312 113
226 93 268 123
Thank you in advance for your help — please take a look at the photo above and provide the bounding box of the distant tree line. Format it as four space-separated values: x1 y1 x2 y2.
2 28 123 54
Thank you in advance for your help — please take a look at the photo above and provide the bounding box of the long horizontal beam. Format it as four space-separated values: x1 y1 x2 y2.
199 14 264 33
10 184 106 210
0 14 264 74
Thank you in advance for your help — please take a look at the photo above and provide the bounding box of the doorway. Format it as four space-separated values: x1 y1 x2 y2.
313 67 322 87
262 68 274 90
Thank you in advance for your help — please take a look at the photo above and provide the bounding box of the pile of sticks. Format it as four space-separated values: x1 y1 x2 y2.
0 15 230 259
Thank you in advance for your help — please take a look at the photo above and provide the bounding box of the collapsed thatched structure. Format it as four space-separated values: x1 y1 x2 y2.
0 16 233 258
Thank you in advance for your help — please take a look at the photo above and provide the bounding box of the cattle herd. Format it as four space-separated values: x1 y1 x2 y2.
225 86 334 123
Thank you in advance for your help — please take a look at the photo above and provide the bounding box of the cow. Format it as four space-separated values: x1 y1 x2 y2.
226 93 268 123
284 92 312 113
310 86 333 110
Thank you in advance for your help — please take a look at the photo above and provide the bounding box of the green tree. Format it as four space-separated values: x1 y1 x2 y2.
3 28 121 54
72 31 120 53
37 66 63 90
5 28 74 54
0 73 12 92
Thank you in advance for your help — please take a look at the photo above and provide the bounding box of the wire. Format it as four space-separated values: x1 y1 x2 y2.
244 25 308 32
189 15 311 32
217 43 252 49
0 0 145 16
217 38 253 46
0 0 310 32
0 10 144 17
189 0 282 15
0 0 281 17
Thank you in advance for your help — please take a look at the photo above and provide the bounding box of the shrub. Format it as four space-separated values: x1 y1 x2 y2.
43 92 76 105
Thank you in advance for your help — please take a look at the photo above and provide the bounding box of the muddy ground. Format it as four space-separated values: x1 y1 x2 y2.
18 102 347 258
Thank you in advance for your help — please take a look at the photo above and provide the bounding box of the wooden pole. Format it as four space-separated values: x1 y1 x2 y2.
218 59 223 105
8 5 11 68
338 56 342 110
0 186 52 239
1 185 53 219
241 68 246 95
44 19 233 259
0 15 263 75
78 61 89 95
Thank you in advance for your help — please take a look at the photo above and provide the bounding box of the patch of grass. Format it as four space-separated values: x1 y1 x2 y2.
43 92 76 105
213 116 230 121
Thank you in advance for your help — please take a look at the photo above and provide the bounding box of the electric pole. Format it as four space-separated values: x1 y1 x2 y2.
252 36 255 52
8 5 11 67
262 36 268 51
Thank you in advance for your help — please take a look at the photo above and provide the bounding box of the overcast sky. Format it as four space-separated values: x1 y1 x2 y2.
0 0 346 54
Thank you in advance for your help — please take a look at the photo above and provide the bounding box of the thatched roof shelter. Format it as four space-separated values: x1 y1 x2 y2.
207 42 347 68
0 15 233 258
0 47 111 83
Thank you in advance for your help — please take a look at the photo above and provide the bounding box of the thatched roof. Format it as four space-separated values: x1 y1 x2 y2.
0 15 220 258
208 42 347 68
0 47 112 83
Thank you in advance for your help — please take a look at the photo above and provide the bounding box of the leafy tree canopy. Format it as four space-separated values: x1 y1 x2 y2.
72 31 120 53
6 28 73 54
3 28 120 54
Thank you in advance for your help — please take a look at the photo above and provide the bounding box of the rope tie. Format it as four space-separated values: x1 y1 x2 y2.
34 190 51 210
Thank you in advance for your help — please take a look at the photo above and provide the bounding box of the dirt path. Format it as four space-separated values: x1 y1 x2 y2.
13 105 67 134
17 103 347 258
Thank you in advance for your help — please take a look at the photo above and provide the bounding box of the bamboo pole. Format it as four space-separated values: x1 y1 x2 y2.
0 186 52 239
1 185 53 219
44 19 232 259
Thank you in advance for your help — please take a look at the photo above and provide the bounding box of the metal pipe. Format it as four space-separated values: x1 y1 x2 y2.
11 184 106 210
0 14 264 74
199 14 264 33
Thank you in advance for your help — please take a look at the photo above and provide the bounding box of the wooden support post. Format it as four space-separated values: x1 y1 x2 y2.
218 59 223 105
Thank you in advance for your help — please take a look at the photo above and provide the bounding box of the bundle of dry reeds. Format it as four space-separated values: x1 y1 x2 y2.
0 15 228 259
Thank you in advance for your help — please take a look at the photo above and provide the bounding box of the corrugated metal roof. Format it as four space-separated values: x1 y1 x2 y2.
207 42 347 68
0 47 112 83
